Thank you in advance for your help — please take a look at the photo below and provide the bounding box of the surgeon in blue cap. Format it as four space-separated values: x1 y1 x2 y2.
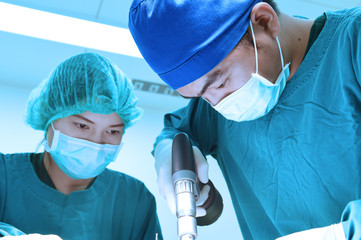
129 0 361 239
0 53 163 239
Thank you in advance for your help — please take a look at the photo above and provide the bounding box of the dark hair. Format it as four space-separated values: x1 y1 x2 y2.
263 0 279 15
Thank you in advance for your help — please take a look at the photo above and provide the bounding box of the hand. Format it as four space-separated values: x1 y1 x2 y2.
2 234 63 239
276 223 346 240
154 139 210 217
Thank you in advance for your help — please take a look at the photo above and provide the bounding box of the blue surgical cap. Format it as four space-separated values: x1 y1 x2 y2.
25 53 143 132
129 0 262 89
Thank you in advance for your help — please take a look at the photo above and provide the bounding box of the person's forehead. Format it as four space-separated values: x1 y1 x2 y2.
59 112 123 125
83 112 123 123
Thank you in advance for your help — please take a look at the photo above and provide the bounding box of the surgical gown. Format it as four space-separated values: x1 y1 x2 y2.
153 8 361 240
0 152 163 240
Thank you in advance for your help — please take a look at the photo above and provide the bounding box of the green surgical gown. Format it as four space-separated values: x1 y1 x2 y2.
0 152 163 240
153 8 361 240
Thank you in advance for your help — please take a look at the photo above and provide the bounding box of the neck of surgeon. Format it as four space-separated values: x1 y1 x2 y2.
43 152 94 195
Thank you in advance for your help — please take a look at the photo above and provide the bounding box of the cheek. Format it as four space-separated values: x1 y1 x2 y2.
258 45 282 82
226 68 252 92
107 135 123 145
62 127 81 139
229 55 255 88
118 135 124 145
205 71 251 106
230 73 250 89
104 129 124 145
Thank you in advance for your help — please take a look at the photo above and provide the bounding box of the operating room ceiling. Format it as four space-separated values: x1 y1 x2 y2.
0 0 360 110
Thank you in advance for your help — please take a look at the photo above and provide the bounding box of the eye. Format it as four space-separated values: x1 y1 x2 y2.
217 82 225 89
75 123 89 129
107 129 122 135
216 78 229 89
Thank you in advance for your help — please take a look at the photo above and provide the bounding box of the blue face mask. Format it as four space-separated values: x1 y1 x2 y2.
213 21 290 122
44 124 123 179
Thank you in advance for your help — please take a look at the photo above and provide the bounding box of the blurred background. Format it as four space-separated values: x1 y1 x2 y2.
0 0 359 239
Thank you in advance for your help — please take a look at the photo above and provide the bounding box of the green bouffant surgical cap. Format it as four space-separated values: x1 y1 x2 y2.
25 53 143 132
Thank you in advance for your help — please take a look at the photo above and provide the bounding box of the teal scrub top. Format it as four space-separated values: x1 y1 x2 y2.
153 8 361 240
0 152 163 240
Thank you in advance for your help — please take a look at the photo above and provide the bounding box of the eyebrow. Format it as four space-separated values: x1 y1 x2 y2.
73 115 124 128
109 123 125 128
73 115 95 124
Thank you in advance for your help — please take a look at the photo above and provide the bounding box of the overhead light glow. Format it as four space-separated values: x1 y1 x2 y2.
0 2 143 58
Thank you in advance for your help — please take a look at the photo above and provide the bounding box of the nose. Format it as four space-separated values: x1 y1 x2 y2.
202 92 225 107
86 131 107 145
201 89 222 106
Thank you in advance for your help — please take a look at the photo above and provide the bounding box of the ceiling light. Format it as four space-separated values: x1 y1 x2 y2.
0 2 143 58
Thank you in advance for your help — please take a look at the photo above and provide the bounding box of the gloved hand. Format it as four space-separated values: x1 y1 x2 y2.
154 138 210 217
2 234 63 239
276 223 346 240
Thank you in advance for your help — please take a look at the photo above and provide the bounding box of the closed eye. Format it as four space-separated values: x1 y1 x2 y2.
217 82 225 89
216 78 229 89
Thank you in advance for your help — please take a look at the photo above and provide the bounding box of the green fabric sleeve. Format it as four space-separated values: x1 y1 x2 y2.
349 11 361 86
130 183 163 240
0 154 5 222
305 13 326 56
0 154 25 237
340 11 361 240
152 97 219 157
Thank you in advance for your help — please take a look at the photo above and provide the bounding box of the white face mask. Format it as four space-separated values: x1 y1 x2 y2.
45 123 123 179
213 21 290 122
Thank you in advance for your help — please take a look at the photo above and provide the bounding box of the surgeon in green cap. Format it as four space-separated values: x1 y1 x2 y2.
0 53 163 240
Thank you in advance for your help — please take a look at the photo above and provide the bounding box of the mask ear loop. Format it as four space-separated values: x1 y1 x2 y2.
36 138 46 153
276 36 285 68
38 123 55 153
44 122 59 151
250 20 285 71
249 20 258 74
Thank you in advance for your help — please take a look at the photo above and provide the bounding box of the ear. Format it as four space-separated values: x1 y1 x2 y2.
46 122 55 146
250 2 280 38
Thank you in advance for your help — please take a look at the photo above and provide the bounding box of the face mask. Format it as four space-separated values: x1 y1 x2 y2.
44 123 123 179
213 21 290 122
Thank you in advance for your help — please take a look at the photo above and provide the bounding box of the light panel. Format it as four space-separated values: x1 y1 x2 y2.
0 2 143 58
